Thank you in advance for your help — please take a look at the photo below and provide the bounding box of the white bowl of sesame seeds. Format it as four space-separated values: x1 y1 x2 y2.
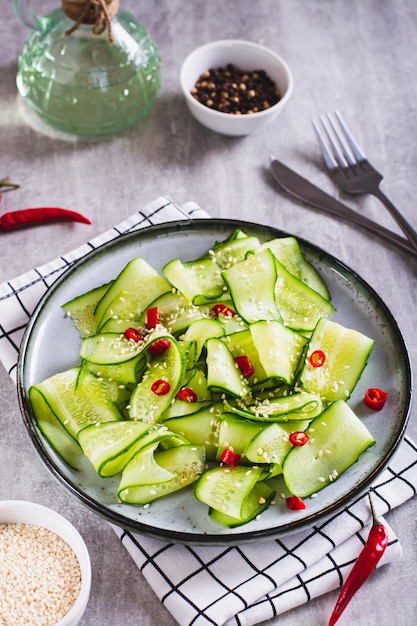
0 500 91 626
180 39 293 136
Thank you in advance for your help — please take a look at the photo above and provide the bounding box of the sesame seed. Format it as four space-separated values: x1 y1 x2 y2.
0 523 81 625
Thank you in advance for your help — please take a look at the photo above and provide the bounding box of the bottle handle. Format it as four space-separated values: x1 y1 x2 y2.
13 0 45 31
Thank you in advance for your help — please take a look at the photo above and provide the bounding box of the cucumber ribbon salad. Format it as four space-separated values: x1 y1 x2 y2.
30 230 377 527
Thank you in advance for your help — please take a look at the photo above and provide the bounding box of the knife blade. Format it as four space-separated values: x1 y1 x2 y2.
269 157 416 257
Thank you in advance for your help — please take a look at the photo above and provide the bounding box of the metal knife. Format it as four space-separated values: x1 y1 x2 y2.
269 157 416 257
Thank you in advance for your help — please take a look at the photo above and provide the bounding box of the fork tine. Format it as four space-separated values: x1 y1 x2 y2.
321 113 353 167
334 111 366 163
311 118 338 170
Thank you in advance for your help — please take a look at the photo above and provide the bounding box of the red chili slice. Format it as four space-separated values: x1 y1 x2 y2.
364 387 389 410
147 338 171 356
124 327 142 342
220 448 241 467
146 306 159 329
212 303 236 318
289 431 309 446
178 387 198 403
234 355 255 378
286 496 306 511
151 379 171 396
309 349 326 368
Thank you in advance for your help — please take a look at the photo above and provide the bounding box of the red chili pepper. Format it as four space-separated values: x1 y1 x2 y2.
364 387 389 411
146 306 159 329
178 387 198 403
309 349 326 368
234 355 255 378
289 431 309 446
220 448 241 467
328 493 388 626
212 303 236 318
0 208 91 231
286 496 306 510
147 338 171 356
124 327 142 342
151 379 171 396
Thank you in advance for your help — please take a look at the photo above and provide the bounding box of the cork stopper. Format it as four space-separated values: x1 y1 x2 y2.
62 0 119 43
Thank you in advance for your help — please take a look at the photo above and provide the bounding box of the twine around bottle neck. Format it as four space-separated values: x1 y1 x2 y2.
62 0 119 44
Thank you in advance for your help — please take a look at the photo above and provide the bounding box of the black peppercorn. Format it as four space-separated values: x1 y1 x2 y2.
191 65 281 115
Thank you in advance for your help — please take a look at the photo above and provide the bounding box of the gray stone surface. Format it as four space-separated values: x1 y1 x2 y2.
1 1 416 625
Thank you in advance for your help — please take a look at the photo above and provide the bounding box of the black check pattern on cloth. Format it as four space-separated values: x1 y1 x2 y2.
0 195 416 626
112 438 417 626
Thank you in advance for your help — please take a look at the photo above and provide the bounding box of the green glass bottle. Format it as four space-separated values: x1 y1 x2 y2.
14 0 161 137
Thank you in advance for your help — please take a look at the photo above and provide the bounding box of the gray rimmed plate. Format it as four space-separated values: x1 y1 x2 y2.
17 219 412 545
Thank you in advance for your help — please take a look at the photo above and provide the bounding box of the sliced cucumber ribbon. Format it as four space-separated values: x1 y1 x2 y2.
119 441 206 504
227 392 323 422
195 465 274 526
30 228 377 529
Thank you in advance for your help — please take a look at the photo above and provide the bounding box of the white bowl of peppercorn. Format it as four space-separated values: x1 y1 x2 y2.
180 39 293 136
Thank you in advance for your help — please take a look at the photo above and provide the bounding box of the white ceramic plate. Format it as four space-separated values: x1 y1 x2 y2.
17 220 412 545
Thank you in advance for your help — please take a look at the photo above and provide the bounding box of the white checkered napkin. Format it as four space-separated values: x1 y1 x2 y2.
114 439 417 626
0 195 416 626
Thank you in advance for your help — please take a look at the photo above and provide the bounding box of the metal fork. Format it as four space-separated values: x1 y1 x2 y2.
312 111 417 253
